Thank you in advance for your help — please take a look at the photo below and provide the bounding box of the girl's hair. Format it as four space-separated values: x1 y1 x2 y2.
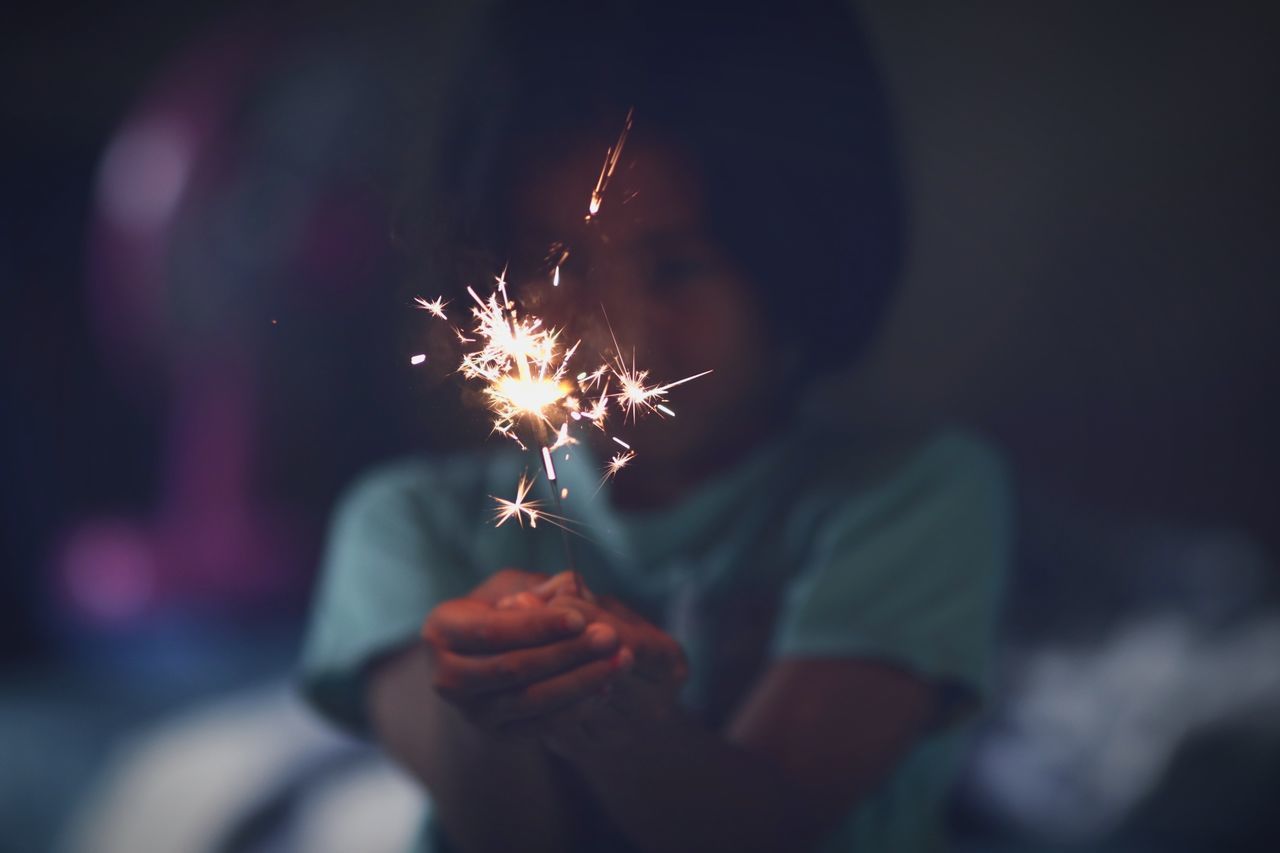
411 0 906 372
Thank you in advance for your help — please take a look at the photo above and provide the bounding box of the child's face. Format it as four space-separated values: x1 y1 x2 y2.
511 136 784 467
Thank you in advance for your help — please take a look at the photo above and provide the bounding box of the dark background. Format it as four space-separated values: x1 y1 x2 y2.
2 2 1277 851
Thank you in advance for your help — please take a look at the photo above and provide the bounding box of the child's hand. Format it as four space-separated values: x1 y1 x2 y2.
500 572 690 755
421 569 631 735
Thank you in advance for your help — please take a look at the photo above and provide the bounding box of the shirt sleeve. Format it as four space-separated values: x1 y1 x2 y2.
771 432 1012 707
298 462 477 736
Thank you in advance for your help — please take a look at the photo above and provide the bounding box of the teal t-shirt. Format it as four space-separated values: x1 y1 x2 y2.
300 426 1012 852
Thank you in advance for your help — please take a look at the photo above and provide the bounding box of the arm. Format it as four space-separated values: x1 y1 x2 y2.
565 659 937 853
367 569 628 853
523 580 938 853
369 644 575 853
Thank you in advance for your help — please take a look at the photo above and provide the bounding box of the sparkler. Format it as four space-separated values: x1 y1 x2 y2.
412 109 709 589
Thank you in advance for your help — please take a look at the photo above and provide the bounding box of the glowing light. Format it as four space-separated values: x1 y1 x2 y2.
99 118 192 232
410 354 427 365
585 107 634 222
656 404 675 417
491 376 566 416
611 436 631 450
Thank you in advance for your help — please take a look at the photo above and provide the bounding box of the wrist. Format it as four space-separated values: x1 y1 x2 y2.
561 700 692 772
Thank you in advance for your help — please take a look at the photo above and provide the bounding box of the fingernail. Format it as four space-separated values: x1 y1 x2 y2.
585 623 617 652
561 611 585 633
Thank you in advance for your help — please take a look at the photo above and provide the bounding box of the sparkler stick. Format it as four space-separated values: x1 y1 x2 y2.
540 446 582 593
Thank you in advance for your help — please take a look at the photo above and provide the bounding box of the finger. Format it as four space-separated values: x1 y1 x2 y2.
478 648 632 727
534 571 596 603
437 623 619 695
426 601 585 653
533 597 677 682
556 600 678 679
473 569 549 605
499 591 543 610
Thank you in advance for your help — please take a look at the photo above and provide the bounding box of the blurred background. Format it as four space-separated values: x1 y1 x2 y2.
2 1 1277 851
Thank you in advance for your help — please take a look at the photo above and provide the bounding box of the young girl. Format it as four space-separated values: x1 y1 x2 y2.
302 2 1010 851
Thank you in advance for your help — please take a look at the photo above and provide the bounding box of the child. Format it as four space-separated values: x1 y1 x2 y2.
302 2 1011 851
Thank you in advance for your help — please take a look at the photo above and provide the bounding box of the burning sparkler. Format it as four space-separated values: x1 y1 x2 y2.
417 277 706 492
411 108 709 587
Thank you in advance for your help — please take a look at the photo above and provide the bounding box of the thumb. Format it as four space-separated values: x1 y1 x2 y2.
536 571 597 603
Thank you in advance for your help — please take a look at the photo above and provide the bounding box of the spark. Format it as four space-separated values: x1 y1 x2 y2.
552 266 560 287
544 242 570 267
656 404 675 417
409 354 426 365
604 450 635 481
586 107 634 221
492 473 541 528
601 308 711 422
582 383 610 430
614 361 712 422
548 422 577 452
579 364 610 392
611 436 631 450
413 296 450 320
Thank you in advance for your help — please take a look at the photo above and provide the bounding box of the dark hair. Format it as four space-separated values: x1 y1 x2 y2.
411 0 906 372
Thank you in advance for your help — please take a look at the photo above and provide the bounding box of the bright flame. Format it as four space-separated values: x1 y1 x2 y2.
491 376 567 417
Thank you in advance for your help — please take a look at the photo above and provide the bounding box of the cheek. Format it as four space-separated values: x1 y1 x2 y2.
658 284 767 402
688 286 758 360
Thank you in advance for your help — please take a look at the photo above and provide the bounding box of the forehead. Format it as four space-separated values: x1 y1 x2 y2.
511 133 707 241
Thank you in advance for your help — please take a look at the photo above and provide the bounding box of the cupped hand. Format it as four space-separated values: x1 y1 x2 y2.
501 571 690 754
421 569 632 735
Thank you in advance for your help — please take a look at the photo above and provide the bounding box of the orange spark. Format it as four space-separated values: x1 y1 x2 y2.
585 107 634 221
